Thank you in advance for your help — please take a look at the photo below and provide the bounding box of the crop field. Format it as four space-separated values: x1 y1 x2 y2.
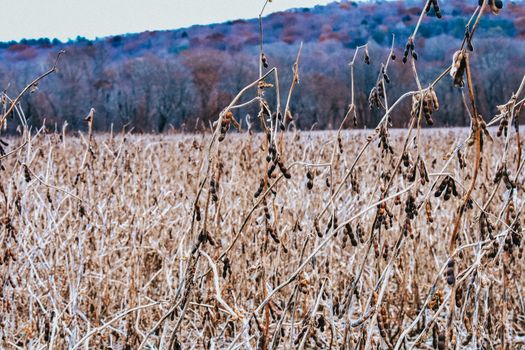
0 126 524 349
1 1 525 349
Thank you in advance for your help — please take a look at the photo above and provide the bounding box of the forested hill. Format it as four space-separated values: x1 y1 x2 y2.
1 0 524 132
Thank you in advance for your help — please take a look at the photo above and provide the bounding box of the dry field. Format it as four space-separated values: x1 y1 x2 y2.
0 127 523 349
1 1 525 349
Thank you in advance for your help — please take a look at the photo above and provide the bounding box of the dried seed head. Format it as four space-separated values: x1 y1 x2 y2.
258 81 274 89
261 53 269 68
23 165 31 183
306 170 314 180
368 86 382 109
402 38 415 63
254 178 265 198
277 159 292 179
481 0 503 15
314 218 322 237
450 50 467 87
222 257 231 278
426 0 442 18
364 47 370 65
338 136 343 153
267 226 280 243
307 180 313 190
411 89 439 125
425 201 434 223
446 258 455 285
306 170 314 190
210 177 218 202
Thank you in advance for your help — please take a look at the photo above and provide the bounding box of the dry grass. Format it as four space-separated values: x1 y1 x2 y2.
1 1 525 349
0 127 523 349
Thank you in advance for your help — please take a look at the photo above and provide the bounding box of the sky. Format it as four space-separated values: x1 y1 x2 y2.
2 0 341 42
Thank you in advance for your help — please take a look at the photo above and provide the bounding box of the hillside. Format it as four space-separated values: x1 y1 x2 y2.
1 0 524 132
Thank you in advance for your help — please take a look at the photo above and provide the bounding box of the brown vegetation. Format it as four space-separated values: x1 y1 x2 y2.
0 0 525 349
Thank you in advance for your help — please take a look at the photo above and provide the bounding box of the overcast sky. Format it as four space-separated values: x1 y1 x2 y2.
2 0 341 42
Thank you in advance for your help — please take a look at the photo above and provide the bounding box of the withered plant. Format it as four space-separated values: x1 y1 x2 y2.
1 1 524 350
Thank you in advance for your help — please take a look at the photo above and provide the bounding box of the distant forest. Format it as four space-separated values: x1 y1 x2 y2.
1 0 524 133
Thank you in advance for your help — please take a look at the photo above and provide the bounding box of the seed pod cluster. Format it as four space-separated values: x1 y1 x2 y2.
402 152 411 168
405 194 417 220
316 314 326 332
277 159 291 179
267 143 291 179
306 170 314 190
434 176 458 201
402 38 417 63
418 159 430 185
314 218 321 237
267 225 280 243
23 164 31 182
445 258 455 285
479 213 495 239
337 136 343 153
351 174 360 194
294 325 309 346
504 203 522 255
457 150 466 169
497 117 508 138
425 0 442 18
258 80 274 90
462 317 474 346
218 111 237 142
293 219 303 233
261 52 269 68
425 201 434 223
455 286 464 308
407 162 417 183
325 215 338 236
278 112 285 131
263 200 271 221
411 88 439 126
402 221 413 240
210 178 218 202
378 128 394 155
479 0 503 15
377 306 393 348
254 178 265 198
450 50 467 87
429 289 444 311
381 66 391 84
494 165 515 189
271 112 285 131
342 223 358 248
375 202 393 230
382 241 389 260
2 247 16 264
473 119 491 155
487 240 500 260
0 139 7 171
368 83 384 109
356 223 364 243
222 257 232 278
198 229 216 246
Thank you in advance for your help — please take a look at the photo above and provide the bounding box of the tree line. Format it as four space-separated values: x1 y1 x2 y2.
0 0 524 133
